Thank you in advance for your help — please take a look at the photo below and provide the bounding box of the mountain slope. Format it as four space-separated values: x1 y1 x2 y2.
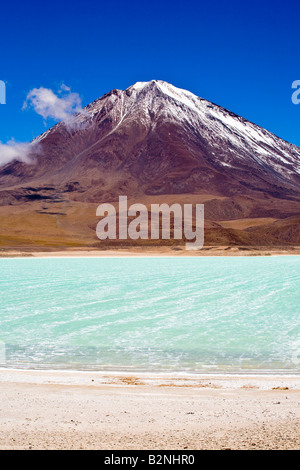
0 80 299 250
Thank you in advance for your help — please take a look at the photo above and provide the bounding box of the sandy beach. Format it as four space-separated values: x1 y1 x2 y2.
0 368 299 450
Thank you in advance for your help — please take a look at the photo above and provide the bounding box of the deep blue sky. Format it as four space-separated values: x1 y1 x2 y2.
1 0 300 146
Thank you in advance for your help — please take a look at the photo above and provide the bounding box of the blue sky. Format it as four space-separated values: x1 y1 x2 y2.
1 0 300 146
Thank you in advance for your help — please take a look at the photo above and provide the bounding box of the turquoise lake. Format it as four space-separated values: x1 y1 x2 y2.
0 256 299 374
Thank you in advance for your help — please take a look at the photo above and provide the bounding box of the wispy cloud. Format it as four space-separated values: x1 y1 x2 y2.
23 84 83 122
0 139 39 168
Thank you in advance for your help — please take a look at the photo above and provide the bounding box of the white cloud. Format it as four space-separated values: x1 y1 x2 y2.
0 140 39 168
0 84 85 168
23 84 83 122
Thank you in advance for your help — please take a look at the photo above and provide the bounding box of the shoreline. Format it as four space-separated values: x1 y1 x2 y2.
1 247 300 258
1 367 300 450
1 367 300 388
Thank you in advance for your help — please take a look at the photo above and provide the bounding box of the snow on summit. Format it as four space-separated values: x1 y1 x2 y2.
31 80 300 186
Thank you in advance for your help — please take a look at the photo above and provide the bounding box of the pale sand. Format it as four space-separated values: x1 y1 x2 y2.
1 246 300 258
0 369 299 450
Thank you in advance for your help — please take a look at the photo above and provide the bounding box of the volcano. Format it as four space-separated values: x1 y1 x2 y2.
1 80 300 251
